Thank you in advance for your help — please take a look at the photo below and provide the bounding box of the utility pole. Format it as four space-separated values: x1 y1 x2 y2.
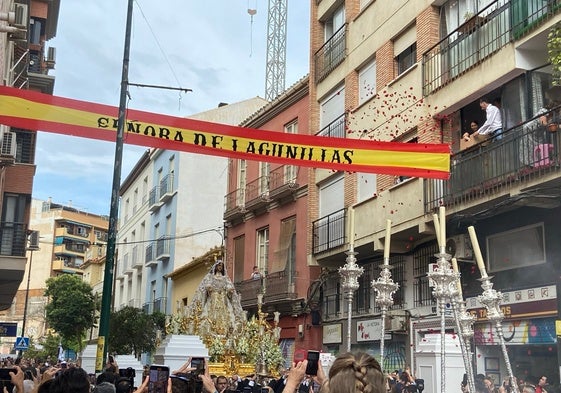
95 0 133 373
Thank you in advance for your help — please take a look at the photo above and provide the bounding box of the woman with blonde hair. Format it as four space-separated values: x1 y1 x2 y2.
283 352 385 393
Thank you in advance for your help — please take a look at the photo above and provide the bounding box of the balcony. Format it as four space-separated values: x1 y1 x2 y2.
148 186 163 212
55 226 90 242
314 24 346 83
423 0 511 95
235 278 264 308
131 245 143 269
54 242 87 257
424 114 561 213
0 222 27 257
123 253 133 275
159 173 176 203
264 270 297 303
269 165 299 201
312 208 346 255
143 297 167 314
316 113 346 138
52 259 83 275
244 176 269 212
145 243 157 267
224 188 245 221
155 236 170 260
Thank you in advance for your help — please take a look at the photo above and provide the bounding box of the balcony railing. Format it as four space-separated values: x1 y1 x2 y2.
317 113 346 138
269 165 299 199
159 173 174 202
512 0 561 39
0 222 27 257
224 188 245 220
314 24 346 83
234 278 263 308
423 0 510 95
142 297 167 314
424 113 561 213
312 208 346 254
264 270 297 302
245 176 269 211
145 243 157 267
148 186 162 212
156 237 170 260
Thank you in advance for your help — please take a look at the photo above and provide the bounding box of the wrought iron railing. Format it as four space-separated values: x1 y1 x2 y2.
245 175 269 204
224 188 245 213
317 113 346 138
423 0 510 95
312 208 346 254
159 173 174 198
269 165 298 191
424 112 561 213
156 236 170 259
145 243 155 264
264 270 297 302
314 24 346 83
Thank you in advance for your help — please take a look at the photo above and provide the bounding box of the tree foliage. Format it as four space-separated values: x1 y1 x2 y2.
24 332 62 362
108 307 166 358
44 274 96 352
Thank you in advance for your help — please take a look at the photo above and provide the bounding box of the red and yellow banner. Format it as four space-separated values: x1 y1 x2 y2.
0 86 450 178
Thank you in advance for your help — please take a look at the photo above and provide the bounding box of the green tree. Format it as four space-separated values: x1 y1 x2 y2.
45 274 96 353
24 331 62 362
108 307 166 358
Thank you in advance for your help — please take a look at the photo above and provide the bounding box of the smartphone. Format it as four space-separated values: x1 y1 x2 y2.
191 357 205 373
0 368 15 393
304 350 320 376
149 365 170 393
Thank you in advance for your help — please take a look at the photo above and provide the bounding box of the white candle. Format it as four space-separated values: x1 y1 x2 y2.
451 257 463 298
433 214 442 248
383 219 392 261
349 207 355 247
467 226 487 278
439 206 446 249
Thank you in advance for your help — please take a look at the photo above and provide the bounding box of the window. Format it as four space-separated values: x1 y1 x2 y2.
271 216 296 274
1 193 27 256
488 223 546 272
324 6 345 41
396 43 417 75
318 85 346 138
284 121 298 181
314 175 345 253
256 227 269 274
237 159 247 205
395 135 418 184
233 235 245 283
15 130 34 164
259 162 270 194
413 242 438 307
358 59 376 105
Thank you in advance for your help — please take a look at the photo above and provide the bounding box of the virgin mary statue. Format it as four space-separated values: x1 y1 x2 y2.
186 260 245 337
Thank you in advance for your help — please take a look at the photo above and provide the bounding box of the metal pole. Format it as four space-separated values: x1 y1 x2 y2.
19 249 33 357
95 0 133 373
346 291 353 352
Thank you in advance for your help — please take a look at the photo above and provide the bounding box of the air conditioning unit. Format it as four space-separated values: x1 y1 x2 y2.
446 234 474 260
13 3 27 27
384 315 406 331
28 230 40 251
45 47 56 69
0 126 17 158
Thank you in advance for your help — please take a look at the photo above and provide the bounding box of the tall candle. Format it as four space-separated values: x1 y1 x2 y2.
433 214 442 248
467 226 487 278
451 257 463 298
439 206 446 249
383 219 392 261
349 207 355 247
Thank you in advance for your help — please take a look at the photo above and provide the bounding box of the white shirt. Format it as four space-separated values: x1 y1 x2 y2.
478 103 503 135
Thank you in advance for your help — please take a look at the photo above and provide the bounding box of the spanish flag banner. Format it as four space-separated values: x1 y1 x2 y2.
0 86 450 179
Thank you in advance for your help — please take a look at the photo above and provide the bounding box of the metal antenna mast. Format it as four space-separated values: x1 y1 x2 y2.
265 0 287 101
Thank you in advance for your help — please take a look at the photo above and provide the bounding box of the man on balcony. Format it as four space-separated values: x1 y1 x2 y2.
472 97 503 141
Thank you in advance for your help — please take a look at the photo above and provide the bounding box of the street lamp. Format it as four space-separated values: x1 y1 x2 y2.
338 248 363 352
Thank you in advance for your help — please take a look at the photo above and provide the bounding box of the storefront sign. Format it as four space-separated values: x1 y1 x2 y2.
466 285 557 321
357 319 382 342
322 324 342 344
474 317 556 345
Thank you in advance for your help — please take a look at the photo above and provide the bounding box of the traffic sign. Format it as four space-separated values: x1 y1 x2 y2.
0 322 17 337
15 336 29 350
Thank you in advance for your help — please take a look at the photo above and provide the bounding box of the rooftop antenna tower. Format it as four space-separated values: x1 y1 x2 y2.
264 0 287 101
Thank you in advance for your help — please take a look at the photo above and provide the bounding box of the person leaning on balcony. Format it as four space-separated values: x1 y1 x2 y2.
250 266 262 280
471 97 503 141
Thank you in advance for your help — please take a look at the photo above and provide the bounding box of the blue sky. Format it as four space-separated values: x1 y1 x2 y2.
33 0 310 215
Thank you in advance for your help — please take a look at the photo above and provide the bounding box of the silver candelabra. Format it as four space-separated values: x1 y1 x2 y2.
478 276 519 393
339 248 364 352
427 247 459 393
371 258 399 372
